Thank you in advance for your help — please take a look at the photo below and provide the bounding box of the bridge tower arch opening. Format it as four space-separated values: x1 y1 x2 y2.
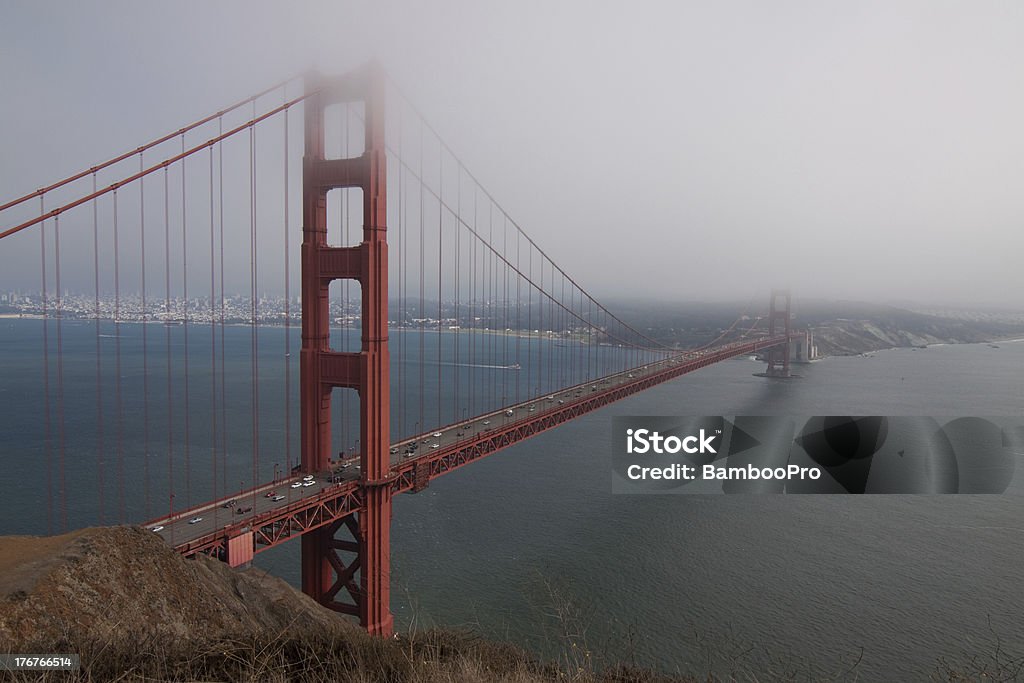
300 63 393 636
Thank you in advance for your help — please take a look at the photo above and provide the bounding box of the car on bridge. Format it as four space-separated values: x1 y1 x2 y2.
290 482 302 489
265 490 277 498
188 516 203 525
271 495 285 502
432 431 443 437
150 525 164 532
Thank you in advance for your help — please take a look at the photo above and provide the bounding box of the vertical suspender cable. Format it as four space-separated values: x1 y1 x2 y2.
40 197 52 535
283 103 291 474
92 173 105 523
469 187 476 416
502 214 509 408
538 246 543 398
140 154 151 519
209 146 218 526
515 231 520 405
453 168 460 424
250 107 260 505
561 274 567 387
490 203 496 410
436 152 442 430
113 189 124 522
181 135 191 510
164 167 174 525
54 213 66 532
218 118 227 499
397 108 405 439
527 245 532 401
418 122 424 436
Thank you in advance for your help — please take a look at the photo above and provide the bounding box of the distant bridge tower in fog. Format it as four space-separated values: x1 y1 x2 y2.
763 289 793 377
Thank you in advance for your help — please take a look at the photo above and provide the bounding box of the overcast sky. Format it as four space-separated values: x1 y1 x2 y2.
2 1 1023 308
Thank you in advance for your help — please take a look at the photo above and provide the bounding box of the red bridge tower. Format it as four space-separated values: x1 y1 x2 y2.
300 64 393 636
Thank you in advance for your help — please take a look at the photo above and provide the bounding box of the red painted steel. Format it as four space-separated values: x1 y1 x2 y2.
176 334 790 565
299 63 393 636
227 532 254 567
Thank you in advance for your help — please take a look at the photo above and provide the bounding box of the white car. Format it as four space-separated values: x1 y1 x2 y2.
482 420 491 426
188 517 202 525
150 525 164 532
432 432 443 438
302 475 314 481
431 443 440 449
290 482 303 489
303 480 316 487
271 495 285 502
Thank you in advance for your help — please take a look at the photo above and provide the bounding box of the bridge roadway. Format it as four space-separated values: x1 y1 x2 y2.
146 334 790 559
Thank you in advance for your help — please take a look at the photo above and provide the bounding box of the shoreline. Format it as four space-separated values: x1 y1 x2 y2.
4 313 1023 353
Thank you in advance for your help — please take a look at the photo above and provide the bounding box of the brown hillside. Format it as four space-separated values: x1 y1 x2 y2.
0 526 353 647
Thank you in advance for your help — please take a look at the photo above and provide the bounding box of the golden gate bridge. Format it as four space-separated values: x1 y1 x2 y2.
0 62 802 636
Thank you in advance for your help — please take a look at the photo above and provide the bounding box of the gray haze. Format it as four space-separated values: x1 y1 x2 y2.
2 1 1023 307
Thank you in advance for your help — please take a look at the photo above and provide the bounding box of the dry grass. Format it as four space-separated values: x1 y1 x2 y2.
1 627 700 683
4 617 1024 682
